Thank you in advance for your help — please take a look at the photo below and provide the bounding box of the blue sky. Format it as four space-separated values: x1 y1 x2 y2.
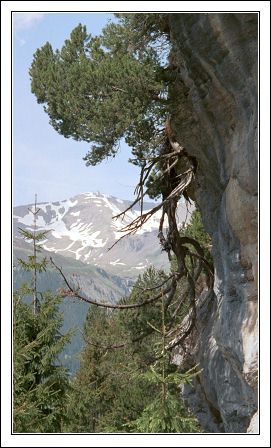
13 12 141 206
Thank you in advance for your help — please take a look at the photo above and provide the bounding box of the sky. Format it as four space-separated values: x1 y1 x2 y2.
13 12 141 206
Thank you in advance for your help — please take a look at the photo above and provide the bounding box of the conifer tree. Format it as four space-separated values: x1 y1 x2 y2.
29 15 170 167
13 196 72 432
180 209 212 265
64 305 155 433
13 292 72 432
17 194 48 314
128 293 201 433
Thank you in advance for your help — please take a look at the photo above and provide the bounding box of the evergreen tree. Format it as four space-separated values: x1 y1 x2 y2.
29 16 214 433
13 292 71 432
13 197 72 432
180 209 212 264
29 15 170 167
178 208 213 291
17 194 48 314
65 305 155 433
128 294 201 433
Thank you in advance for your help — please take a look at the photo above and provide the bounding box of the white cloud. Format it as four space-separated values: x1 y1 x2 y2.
13 12 45 31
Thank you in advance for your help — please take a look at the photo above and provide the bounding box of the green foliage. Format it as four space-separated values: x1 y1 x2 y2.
17 227 48 274
27 15 211 433
128 294 201 433
167 208 213 318
118 268 167 344
178 208 213 279
30 16 170 167
13 291 72 433
145 169 166 200
65 268 201 433
64 305 156 432
111 13 170 54
13 202 72 433
130 395 199 433
180 209 212 261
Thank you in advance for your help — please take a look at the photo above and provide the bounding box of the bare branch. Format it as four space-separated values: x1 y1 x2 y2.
112 146 186 224
50 257 174 310
109 169 194 251
112 159 157 221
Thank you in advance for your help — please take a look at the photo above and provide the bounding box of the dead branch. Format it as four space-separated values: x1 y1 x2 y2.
112 145 186 224
50 257 176 310
109 169 194 251
111 159 157 221
53 122 212 352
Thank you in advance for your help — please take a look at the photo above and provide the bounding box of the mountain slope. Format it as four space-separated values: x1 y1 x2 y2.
14 192 190 278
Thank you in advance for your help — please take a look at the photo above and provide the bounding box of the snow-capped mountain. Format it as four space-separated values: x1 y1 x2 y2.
13 192 191 278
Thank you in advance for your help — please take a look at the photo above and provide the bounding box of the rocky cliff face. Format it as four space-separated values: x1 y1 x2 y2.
168 13 258 432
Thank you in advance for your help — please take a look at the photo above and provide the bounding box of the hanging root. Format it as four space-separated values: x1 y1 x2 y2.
53 121 213 353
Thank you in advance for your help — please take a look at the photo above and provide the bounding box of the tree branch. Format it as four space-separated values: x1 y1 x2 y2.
50 257 174 310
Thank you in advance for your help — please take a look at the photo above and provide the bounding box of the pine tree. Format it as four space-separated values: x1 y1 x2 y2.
13 196 72 432
13 292 72 432
64 305 155 433
28 17 214 433
29 15 170 167
177 208 213 292
128 293 201 433
17 194 48 314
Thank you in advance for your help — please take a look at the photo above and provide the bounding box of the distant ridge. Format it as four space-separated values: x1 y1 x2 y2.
14 192 192 278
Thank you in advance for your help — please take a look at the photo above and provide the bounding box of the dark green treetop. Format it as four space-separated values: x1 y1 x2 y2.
29 14 171 167
13 291 72 433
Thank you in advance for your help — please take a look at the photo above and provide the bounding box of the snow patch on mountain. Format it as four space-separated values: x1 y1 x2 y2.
14 192 192 277
110 259 126 266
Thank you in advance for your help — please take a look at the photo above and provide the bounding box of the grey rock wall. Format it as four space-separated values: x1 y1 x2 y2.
168 13 258 432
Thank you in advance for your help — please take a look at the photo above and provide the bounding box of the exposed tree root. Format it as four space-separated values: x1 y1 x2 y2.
51 123 214 352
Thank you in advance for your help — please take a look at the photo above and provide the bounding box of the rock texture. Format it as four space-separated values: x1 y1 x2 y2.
168 13 258 432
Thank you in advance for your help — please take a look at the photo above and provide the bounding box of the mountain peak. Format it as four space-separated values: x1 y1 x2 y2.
14 192 192 277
